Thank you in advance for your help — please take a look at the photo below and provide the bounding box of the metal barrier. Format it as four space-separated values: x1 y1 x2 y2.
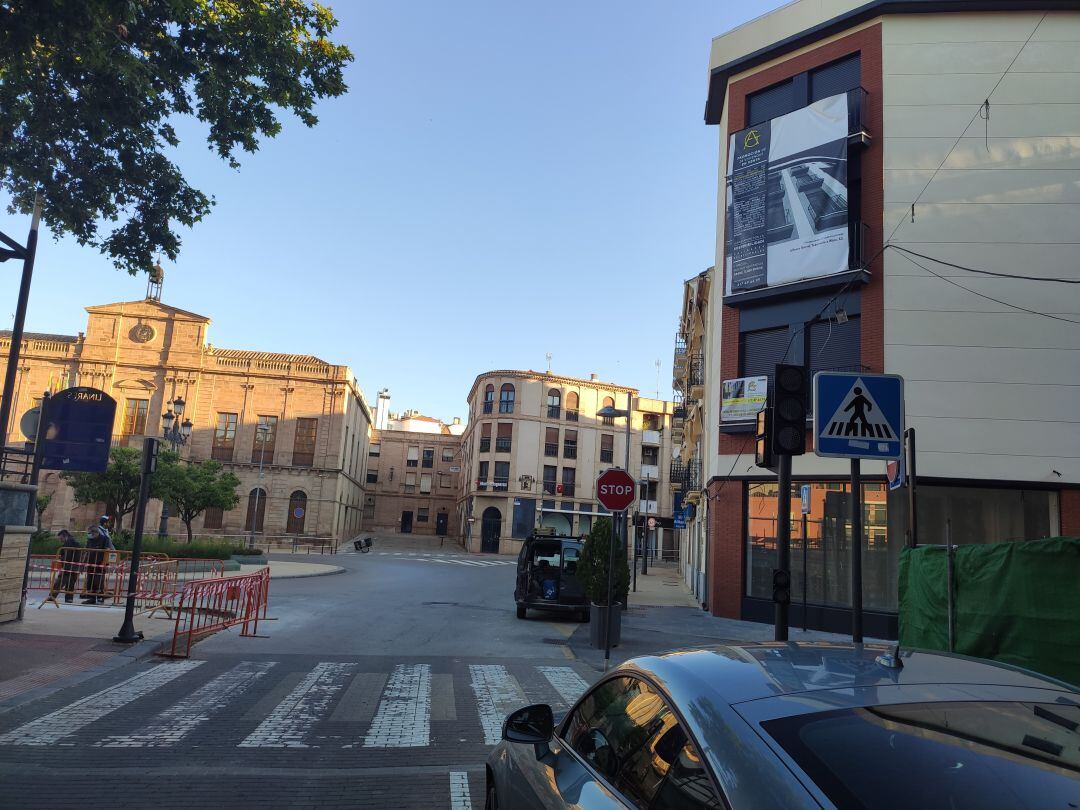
163 568 270 658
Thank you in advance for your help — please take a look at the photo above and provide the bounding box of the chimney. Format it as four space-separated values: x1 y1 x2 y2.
375 388 391 430
590 373 599 381
452 417 461 425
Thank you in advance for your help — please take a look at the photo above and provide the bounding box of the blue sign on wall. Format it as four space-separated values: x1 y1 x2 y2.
813 372 904 460
41 387 117 472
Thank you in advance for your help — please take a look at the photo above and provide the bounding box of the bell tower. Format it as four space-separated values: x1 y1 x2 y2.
146 261 164 302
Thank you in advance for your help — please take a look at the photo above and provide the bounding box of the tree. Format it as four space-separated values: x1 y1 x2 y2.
576 517 630 606
154 452 240 542
34 493 51 531
60 446 142 528
0 2 353 274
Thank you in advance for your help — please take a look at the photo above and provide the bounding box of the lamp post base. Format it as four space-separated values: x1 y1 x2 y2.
113 624 144 644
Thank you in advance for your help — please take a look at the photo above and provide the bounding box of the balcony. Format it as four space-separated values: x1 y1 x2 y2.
600 450 613 464
482 401 493 414
493 477 509 490
479 437 491 452
477 479 489 491
560 482 576 497
669 458 701 491
495 438 512 453
565 409 578 422
563 444 577 459
637 500 658 515
642 429 661 446
640 464 658 480
547 405 561 419
687 354 704 389
544 442 558 457
543 480 558 495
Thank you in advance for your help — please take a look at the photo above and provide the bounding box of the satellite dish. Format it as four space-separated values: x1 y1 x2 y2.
20 406 40 441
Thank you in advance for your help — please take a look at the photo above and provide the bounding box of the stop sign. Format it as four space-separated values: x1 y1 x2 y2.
596 468 636 512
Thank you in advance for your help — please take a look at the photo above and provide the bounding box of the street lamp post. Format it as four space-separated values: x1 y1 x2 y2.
597 393 635 584
248 421 272 547
157 396 193 538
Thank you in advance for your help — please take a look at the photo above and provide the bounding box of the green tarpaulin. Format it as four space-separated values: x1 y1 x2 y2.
898 537 1080 686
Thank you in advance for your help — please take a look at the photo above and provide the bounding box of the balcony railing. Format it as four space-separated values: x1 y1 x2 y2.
493 477 509 490
561 482 576 497
563 444 577 459
547 405 561 419
479 437 491 452
211 445 234 462
565 409 578 422
674 332 687 357
407 459 418 467
669 458 701 490
600 450 613 463
543 480 558 495
687 354 704 387
544 442 558 457
495 438 512 453
482 401 493 414
477 479 489 491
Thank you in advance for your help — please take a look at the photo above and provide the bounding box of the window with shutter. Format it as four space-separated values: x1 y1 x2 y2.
740 327 791 389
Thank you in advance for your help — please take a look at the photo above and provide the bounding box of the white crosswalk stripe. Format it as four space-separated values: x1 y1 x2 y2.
239 662 356 748
402 557 514 567
0 661 203 747
537 666 589 706
450 771 473 810
469 664 528 745
363 664 432 748
97 661 276 748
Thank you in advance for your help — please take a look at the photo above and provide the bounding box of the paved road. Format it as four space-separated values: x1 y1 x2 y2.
0 551 594 809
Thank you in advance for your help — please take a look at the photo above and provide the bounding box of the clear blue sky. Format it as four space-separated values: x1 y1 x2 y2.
0 2 780 423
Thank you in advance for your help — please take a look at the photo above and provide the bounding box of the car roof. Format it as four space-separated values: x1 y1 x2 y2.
618 641 1075 707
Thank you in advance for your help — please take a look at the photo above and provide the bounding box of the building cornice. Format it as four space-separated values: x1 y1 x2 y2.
465 369 638 406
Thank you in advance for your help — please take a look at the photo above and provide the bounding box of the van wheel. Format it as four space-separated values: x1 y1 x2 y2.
516 605 526 619
485 782 499 810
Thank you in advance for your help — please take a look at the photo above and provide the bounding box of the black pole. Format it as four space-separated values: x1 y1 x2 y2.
851 457 863 643
632 515 637 593
18 390 49 620
775 454 791 641
0 196 41 447
603 511 619 671
802 511 808 633
906 428 918 548
115 437 158 643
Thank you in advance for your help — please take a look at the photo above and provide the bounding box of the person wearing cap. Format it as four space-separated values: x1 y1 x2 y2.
47 530 83 603
81 523 114 604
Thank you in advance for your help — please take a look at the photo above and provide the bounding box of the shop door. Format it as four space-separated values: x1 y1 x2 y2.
401 511 413 534
436 512 449 536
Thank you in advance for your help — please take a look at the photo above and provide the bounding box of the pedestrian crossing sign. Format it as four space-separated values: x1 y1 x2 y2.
813 372 904 460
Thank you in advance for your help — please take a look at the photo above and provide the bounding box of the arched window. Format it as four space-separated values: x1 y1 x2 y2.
244 488 267 532
482 384 495 414
601 396 615 425
546 388 561 419
565 391 579 422
499 383 515 414
286 490 307 534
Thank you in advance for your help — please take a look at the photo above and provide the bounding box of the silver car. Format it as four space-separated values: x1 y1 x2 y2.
485 642 1079 808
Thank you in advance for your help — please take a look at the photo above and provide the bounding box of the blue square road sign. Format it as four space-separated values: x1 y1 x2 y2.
813 372 904 460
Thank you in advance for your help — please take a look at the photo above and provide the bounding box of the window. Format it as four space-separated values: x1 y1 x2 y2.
565 391 579 422
763 701 1079 810
493 461 510 490
600 433 614 464
639 481 658 502
746 54 861 126
286 490 307 534
244 488 267 532
420 473 432 494
417 506 429 523
643 413 660 431
601 396 615 426
499 383 515 413
252 415 278 464
439 472 452 488
369 442 381 457
544 426 559 458
808 315 861 378
478 461 489 491
483 384 494 414
543 465 557 495
366 470 378 484
405 472 416 493
562 467 576 497
479 422 491 453
547 388 561 419
293 417 318 466
202 506 223 530
212 412 238 461
442 447 455 462
564 676 722 809
422 448 434 468
740 326 789 391
122 398 149 436
407 446 419 467
641 446 659 466
563 429 577 459
495 423 512 453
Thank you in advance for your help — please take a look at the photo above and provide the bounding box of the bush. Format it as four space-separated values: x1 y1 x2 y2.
32 529 263 560
31 531 59 555
576 517 630 606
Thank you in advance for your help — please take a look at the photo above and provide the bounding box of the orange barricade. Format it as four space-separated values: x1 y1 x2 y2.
163 568 270 658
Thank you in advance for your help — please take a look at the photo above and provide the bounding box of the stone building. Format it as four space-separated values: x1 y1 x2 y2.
457 370 674 556
1 291 372 543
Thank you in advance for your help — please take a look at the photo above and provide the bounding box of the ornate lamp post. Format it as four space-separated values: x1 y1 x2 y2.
157 396 193 538
248 420 272 547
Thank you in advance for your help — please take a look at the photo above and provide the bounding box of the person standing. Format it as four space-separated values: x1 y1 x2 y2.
47 530 82 603
81 524 113 604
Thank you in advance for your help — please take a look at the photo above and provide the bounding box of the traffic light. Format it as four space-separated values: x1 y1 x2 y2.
772 364 808 456
755 403 774 469
772 568 791 605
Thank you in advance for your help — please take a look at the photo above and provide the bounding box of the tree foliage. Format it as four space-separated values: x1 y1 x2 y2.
34 493 51 531
0 1 353 273
577 517 630 606
155 451 240 542
60 445 143 528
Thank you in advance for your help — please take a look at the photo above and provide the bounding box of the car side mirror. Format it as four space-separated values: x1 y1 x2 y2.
502 704 554 758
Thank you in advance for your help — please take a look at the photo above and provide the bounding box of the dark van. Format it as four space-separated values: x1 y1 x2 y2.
514 531 589 622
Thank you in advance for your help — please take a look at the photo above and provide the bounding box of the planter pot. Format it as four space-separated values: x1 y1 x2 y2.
588 602 623 649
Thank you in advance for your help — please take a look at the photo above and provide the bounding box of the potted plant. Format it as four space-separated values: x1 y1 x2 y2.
577 516 630 649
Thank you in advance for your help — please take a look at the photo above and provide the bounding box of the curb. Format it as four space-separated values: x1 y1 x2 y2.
266 565 346 580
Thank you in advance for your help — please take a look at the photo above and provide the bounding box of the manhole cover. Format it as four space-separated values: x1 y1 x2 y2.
541 638 567 645
422 601 459 607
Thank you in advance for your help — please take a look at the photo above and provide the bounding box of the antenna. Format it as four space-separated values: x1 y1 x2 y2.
545 353 552 373
655 359 661 399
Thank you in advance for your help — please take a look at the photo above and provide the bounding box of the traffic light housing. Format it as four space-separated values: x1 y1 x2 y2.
755 403 774 470
772 568 791 605
772 364 808 456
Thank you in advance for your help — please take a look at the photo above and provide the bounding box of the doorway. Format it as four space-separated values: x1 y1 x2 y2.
435 511 449 536
401 510 413 534
481 507 501 553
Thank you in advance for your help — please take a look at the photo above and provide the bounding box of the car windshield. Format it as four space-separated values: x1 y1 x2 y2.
763 700 1080 810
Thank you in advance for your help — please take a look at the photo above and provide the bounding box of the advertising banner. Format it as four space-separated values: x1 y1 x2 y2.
721 376 768 422
725 92 849 295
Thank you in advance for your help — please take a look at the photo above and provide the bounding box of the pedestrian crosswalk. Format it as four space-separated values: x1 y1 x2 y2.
0 659 590 751
350 551 515 567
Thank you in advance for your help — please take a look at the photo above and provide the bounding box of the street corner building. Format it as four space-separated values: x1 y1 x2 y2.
678 0 1080 638
0 287 374 546
457 369 676 557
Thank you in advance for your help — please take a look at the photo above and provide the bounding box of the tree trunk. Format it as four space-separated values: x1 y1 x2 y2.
184 519 193 543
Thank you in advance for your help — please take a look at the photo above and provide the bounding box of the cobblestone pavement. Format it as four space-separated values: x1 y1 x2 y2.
0 651 594 808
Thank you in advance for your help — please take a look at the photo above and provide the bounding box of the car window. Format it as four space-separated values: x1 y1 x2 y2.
563 676 724 809
563 547 580 575
763 700 1080 810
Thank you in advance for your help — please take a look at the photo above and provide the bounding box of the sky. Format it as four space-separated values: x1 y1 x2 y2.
0 1 783 424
